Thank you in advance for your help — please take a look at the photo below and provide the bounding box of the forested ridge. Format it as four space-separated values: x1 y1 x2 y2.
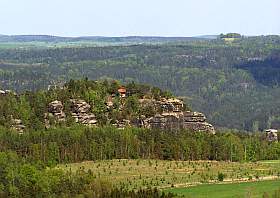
0 79 277 164
0 78 280 196
0 35 280 131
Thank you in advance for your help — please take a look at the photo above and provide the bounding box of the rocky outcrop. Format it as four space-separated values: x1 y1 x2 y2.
135 98 215 134
45 96 214 133
47 100 66 122
147 113 183 130
46 99 97 127
266 129 278 142
183 111 215 133
0 90 15 96
157 98 184 112
113 119 131 129
11 118 25 134
45 100 66 127
138 98 185 113
70 99 97 126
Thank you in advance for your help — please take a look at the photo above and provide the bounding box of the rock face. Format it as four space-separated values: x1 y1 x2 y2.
266 129 278 142
0 90 15 96
11 118 25 134
45 97 214 133
113 119 131 129
47 100 66 122
45 100 66 128
46 99 97 127
70 99 97 126
135 98 215 134
183 111 215 133
157 98 184 112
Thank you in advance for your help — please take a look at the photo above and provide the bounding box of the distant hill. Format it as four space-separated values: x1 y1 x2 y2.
0 35 280 131
0 35 75 42
0 34 210 43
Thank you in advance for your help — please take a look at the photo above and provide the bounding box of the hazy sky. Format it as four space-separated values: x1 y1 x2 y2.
0 0 279 37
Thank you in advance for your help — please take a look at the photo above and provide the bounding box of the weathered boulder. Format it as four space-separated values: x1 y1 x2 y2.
0 90 16 96
11 118 25 134
184 111 206 122
266 129 278 142
46 99 97 127
139 98 185 113
157 98 185 112
147 113 184 130
113 119 131 129
70 99 91 114
184 121 215 134
46 100 66 123
70 99 97 126
48 100 63 113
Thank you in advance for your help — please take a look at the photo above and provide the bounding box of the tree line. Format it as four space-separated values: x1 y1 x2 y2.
0 126 279 165
0 150 176 197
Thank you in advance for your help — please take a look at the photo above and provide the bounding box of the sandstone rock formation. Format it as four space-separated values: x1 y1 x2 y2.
0 90 16 96
46 99 97 127
45 100 66 128
11 118 25 134
47 100 66 122
266 129 278 142
135 98 215 134
183 111 215 133
70 99 97 126
157 98 184 112
113 119 131 129
45 96 214 133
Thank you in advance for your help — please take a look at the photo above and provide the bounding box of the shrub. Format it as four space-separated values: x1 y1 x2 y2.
218 172 225 181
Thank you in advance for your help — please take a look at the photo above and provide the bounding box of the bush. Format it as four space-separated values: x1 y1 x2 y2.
218 172 225 181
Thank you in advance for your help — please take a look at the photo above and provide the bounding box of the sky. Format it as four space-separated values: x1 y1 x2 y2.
0 0 279 37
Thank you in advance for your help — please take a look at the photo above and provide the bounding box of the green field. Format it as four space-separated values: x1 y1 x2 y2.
58 160 280 191
165 180 280 198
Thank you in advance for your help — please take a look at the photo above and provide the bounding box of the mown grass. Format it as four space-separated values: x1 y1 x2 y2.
164 180 280 198
58 159 280 191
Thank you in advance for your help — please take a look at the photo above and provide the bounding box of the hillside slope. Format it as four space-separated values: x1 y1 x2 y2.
0 36 279 131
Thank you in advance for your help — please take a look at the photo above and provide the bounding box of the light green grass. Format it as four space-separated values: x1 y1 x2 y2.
259 160 280 164
164 180 280 198
58 160 280 191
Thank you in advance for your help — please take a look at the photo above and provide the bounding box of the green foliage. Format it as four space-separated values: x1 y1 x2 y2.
0 36 280 131
217 172 225 181
0 151 177 197
0 79 173 130
0 125 279 164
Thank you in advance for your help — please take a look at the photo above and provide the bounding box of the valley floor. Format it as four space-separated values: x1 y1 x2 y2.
164 180 280 198
57 159 280 194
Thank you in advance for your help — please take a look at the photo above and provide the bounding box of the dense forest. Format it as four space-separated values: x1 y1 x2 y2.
0 35 280 131
0 78 280 196
1 125 280 164
0 79 177 130
0 121 280 196
0 79 277 163
0 149 176 197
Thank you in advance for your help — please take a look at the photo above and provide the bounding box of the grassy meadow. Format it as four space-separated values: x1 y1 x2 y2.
164 180 280 198
58 159 280 192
